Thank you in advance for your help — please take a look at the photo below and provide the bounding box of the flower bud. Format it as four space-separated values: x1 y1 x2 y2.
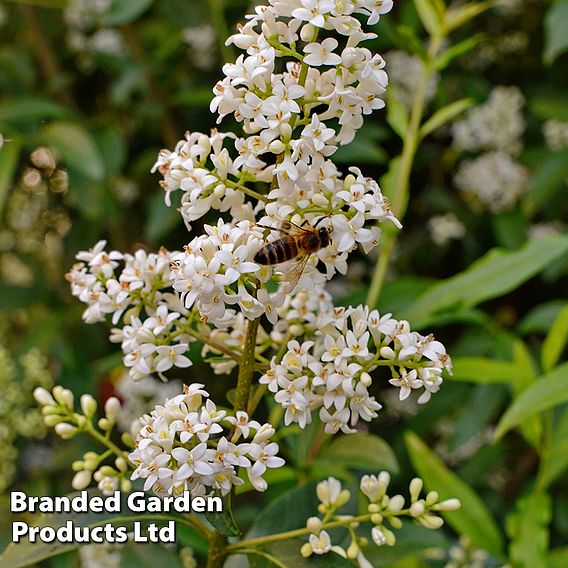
409 477 423 501
420 514 444 529
115 457 128 472
34 387 55 406
98 418 110 431
410 501 425 517
300 543 313 558
371 526 386 546
388 516 402 529
53 386 74 409
347 541 359 559
279 123 292 141
426 491 439 506
383 527 396 546
72 470 92 490
252 424 275 443
121 478 132 492
337 489 351 507
388 494 405 512
300 23 315 42
105 397 121 422
311 193 329 208
43 414 65 427
306 517 322 532
80 394 97 418
55 423 78 439
121 432 135 448
368 503 380 513
269 140 286 154
72 460 85 472
370 513 382 525
360 372 372 387
434 498 461 511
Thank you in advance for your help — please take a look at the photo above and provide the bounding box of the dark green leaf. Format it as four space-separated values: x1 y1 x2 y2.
314 433 398 474
405 431 505 558
518 300 567 335
495 362 568 439
434 34 485 70
106 0 155 26
386 90 409 139
524 148 568 215
0 97 74 124
412 0 443 35
40 122 105 181
400 236 568 328
204 493 241 536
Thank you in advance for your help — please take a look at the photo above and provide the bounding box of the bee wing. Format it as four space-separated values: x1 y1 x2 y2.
279 252 310 295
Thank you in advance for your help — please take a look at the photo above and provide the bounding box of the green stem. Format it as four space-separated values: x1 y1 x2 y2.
83 420 132 464
207 528 229 568
366 35 443 308
233 317 261 412
227 513 374 551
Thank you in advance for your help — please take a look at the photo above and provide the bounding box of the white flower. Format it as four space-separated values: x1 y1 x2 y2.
304 38 342 66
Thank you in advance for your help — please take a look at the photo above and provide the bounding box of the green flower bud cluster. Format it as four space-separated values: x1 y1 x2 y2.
300 474 461 564
34 386 133 493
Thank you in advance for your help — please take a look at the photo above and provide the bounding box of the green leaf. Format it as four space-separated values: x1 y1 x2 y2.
106 0 155 25
443 0 498 34
418 98 474 140
314 433 398 473
538 407 568 489
450 357 534 385
405 431 505 558
144 192 181 243
92 125 127 178
0 97 74 124
506 493 551 568
204 493 241 537
386 90 409 139
519 300 568 335
0 138 21 216
544 0 568 64
524 148 568 215
400 236 568 328
435 34 485 70
40 122 105 181
542 303 568 372
495 362 568 439
491 209 528 249
412 0 443 35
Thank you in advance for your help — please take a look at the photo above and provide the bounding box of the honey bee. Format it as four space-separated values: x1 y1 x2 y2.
254 217 332 293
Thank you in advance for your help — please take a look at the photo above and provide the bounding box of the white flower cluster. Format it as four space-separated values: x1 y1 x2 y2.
301 475 461 567
170 219 271 327
152 0 400 285
385 50 439 109
66 241 197 381
260 304 452 434
428 213 466 246
452 86 528 212
129 384 284 496
543 119 568 151
454 151 528 213
452 86 525 156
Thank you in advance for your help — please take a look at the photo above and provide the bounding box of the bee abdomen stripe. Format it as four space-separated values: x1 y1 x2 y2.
273 239 288 263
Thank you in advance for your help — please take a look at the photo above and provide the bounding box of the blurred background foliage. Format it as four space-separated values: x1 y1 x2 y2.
1 0 568 567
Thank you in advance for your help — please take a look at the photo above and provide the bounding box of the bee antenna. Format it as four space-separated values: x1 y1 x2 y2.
313 216 329 228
